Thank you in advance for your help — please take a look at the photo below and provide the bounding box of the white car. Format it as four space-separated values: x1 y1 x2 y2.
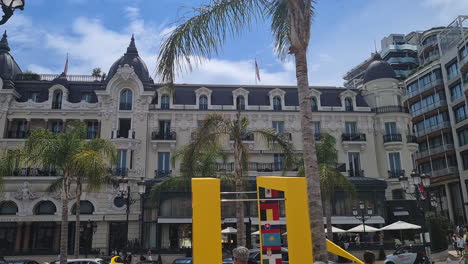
52 258 108 264
384 245 427 264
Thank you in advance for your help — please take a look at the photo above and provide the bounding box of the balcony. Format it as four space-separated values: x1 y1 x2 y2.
7 130 29 139
110 168 128 177
460 55 468 73
411 100 447 118
152 131 177 141
111 130 136 139
407 79 443 99
215 162 296 172
388 170 405 179
406 135 417 143
230 133 254 142
348 170 365 177
414 144 454 160
386 57 418 64
373 106 409 114
314 134 321 141
415 121 451 137
155 170 172 178
341 133 366 141
119 103 132 111
430 166 458 178
383 134 402 143
6 168 63 177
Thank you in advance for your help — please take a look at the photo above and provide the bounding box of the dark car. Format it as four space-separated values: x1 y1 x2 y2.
248 248 289 264
172 258 192 264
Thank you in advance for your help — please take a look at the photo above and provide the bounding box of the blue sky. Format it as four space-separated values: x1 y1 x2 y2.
2 0 468 86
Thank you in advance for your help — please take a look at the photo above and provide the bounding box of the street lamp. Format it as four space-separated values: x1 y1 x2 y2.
352 201 373 233
399 170 432 262
79 219 97 257
118 177 147 252
0 0 25 25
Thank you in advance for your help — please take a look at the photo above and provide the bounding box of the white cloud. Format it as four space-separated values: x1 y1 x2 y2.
422 0 468 23
27 64 54 74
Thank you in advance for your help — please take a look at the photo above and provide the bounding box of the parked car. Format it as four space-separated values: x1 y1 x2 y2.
3 260 39 264
137 261 158 264
52 258 108 264
222 257 233 264
172 258 192 264
384 244 427 264
248 248 289 264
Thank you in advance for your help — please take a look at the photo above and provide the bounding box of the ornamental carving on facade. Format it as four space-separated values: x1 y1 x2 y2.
52 189 76 201
14 182 39 201
116 64 136 81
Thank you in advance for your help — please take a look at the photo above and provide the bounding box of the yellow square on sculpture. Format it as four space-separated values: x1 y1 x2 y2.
266 209 274 221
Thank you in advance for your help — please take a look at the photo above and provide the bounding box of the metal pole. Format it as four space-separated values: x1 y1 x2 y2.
140 193 144 250
126 186 130 252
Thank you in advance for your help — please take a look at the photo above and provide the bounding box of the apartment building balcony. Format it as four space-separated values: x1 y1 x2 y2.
230 133 254 142
152 131 177 141
111 130 136 139
314 133 321 141
406 135 419 152
388 170 405 179
430 166 458 178
373 106 409 114
407 79 444 99
7 130 29 139
419 40 438 56
110 168 128 177
415 121 451 137
411 100 447 118
460 55 468 73
342 133 367 151
386 57 418 65
4 167 63 178
215 162 295 173
348 169 365 177
155 170 172 178
383 134 403 151
414 144 455 160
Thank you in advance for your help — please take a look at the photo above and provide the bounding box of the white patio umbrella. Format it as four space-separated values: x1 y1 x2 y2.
325 226 347 233
251 230 260 235
221 227 237 234
347 224 379 233
380 221 421 241
379 221 421 231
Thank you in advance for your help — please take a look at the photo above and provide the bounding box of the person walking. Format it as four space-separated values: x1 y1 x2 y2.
460 244 468 264
232 246 249 264
457 235 465 257
355 234 361 249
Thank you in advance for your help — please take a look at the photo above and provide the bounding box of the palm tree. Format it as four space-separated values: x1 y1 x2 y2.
152 112 294 246
155 1 326 260
0 121 116 264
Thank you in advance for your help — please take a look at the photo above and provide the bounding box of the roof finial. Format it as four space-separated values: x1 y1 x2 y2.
0 30 10 52
126 34 138 55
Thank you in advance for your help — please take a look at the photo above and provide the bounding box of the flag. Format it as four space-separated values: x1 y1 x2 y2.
255 59 261 82
63 53 69 75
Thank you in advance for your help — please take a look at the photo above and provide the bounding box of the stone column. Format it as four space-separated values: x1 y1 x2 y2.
445 183 455 222
22 222 32 252
14 222 23 252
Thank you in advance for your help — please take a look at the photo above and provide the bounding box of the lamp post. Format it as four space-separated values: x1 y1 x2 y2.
79 219 97 257
352 201 373 233
118 177 147 252
0 0 25 25
399 170 432 263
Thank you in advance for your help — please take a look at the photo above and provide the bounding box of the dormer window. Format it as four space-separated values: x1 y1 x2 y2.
161 95 170 109
81 92 93 103
311 97 318 112
273 96 282 111
52 90 62 109
31 92 39 102
199 95 208 110
345 97 353 111
236 96 245 110
120 89 133 110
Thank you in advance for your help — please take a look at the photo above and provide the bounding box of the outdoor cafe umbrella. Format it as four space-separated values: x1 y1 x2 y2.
347 224 379 233
379 221 421 241
222 227 238 234
252 230 260 235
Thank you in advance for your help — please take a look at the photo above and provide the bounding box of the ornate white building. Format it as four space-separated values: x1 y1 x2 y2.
0 33 416 255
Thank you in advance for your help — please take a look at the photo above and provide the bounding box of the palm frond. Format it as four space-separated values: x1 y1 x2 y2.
316 133 337 165
46 177 64 193
156 0 268 86
72 150 109 192
269 0 290 58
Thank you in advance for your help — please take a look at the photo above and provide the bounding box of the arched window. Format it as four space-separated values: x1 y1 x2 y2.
52 90 62 109
120 89 133 110
236 96 245 110
345 97 353 111
273 96 282 111
161 95 170 109
0 201 18 215
311 97 318 112
34 201 56 215
71 201 95 215
199 95 208 110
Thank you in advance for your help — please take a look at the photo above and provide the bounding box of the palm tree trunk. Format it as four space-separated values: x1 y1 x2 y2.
74 181 82 258
294 49 328 262
60 173 70 264
234 114 246 247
